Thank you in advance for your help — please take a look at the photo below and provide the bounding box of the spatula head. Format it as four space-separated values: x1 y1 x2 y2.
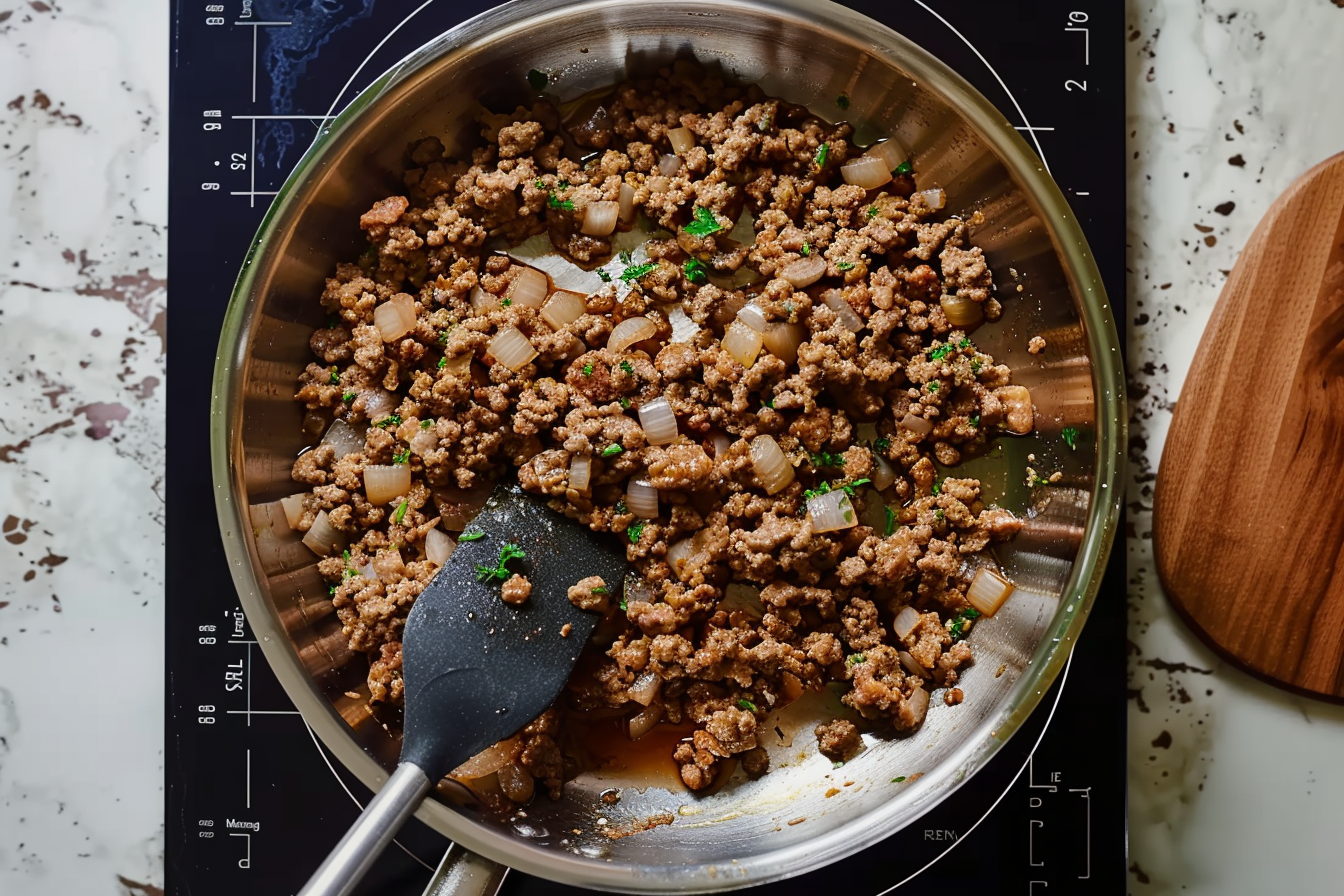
398 482 629 779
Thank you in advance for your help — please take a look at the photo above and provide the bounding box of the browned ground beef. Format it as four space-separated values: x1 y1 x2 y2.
288 64 1028 800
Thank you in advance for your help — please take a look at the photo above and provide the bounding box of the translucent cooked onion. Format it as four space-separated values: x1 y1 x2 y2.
439 352 472 377
626 479 660 519
966 567 1015 617
841 155 892 190
372 548 405 581
508 266 549 308
320 419 365 459
471 285 501 314
864 138 906 171
628 670 662 706
409 428 438 459
721 582 764 621
762 322 806 365
618 182 636 223
360 389 397 421
940 293 984 327
915 188 947 211
894 605 922 639
721 319 764 368
425 527 456 566
871 453 897 491
899 413 934 436
581 200 619 236
541 289 586 330
488 326 539 371
608 316 656 353
628 702 663 740
451 736 521 780
638 396 678 445
301 509 343 556
568 455 591 492
668 126 695 154
647 175 671 193
249 501 286 533
658 153 683 176
373 293 416 342
749 434 795 495
778 255 827 288
736 302 768 333
808 488 857 533
497 760 535 804
899 650 930 678
823 289 865 333
996 385 1035 434
363 464 411 505
667 537 695 580
279 493 307 529
906 686 931 726
709 431 731 459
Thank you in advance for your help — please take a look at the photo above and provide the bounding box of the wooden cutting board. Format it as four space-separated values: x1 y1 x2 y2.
1153 151 1344 703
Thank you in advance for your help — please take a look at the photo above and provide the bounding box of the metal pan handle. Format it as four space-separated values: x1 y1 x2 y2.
421 842 509 896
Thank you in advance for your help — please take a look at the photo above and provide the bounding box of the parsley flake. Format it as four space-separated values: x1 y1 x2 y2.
621 262 658 282
801 481 833 502
846 653 865 667
392 449 411 465
615 500 627 514
420 418 433 429
501 298 512 307
342 391 355 403
1062 426 1079 450
374 415 402 428
836 94 850 110
867 205 879 218
892 776 907 783
968 414 980 428
526 69 549 91
684 206 724 237
329 368 339 384
813 143 828 169
475 542 526 584
458 529 485 542
894 159 913 176
619 596 629 611
437 357 447 370
970 359 983 373
929 343 955 361
601 444 624 457
809 451 844 468
683 257 709 284
392 500 409 524
619 397 631 409
932 478 941 496
737 698 758 712
873 437 891 453
756 116 771 132
598 269 612 282
582 364 593 377
801 241 811 257
627 521 646 544
760 396 775 409
926 381 940 393
841 477 871 497
592 585 610 594
948 607 981 642
836 261 854 271
619 360 634 375
884 505 896 536
619 249 633 265
534 178 545 189
547 193 575 211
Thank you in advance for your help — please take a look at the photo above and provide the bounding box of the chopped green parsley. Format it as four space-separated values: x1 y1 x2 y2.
809 451 844 468
458 529 485 542
392 500 409 524
836 94 850 110
619 360 634 375
892 776 907 783
501 298 512 307
931 478 941 496
801 241 811 257
329 368 339 384
737 698 758 712
619 397 631 409
840 477 871 497
683 206 724 237
619 249 633 265
873 437 891 453
627 521 646 544
546 193 575 211
801 481 833 502
948 607 981 642
620 262 658 282
968 414 980 428
475 542 526 584
420 418 434 429
756 116 771 132
1062 426 1079 450
582 363 593 377
374 415 402 428
598 269 612 283
592 585 610 594
929 343 955 361
526 69 549 91
342 391 355 402
970 359 983 373
836 260 854 271
884 505 896 536
601 444 624 457
392 449 410 465
846 653 865 667
813 143 829 169
437 357 447 370
894 159 913 176
867 205 879 218
926 381 940 393
760 396 775 409
683 257 709 284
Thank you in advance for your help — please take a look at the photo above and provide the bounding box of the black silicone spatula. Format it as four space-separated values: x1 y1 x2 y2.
298 483 629 896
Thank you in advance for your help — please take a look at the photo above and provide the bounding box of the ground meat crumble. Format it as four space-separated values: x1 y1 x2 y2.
283 63 1030 804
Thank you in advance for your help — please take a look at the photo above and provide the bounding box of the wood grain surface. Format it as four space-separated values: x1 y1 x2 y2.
1154 152 1344 702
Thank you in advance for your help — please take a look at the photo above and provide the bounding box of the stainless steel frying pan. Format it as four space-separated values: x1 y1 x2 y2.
210 0 1125 891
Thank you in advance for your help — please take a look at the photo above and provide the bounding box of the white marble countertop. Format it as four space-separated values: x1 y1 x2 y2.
1 1 1342 894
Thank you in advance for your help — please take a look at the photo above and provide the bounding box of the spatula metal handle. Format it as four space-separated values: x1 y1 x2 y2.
298 761 433 896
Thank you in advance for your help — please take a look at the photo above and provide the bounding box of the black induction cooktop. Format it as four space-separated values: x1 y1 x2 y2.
166 2 1125 893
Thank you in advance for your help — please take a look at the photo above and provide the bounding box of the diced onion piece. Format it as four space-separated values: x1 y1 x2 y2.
658 153 683 176
357 562 375 581
864 139 906 171
966 567 1015 617
721 583 764 621
736 302 768 333
471 285 501 314
906 686 931 726
778 255 826 288
497 761 535 804
363 464 411 505
373 293 416 342
508 266 549 308
581 200 619 236
320 419 365 459
409 428 438 459
995 385 1035 434
899 413 934 436
709 431 731 460
568 455 591 493
762 322 806 365
451 736 521 780
841 155 892 190
823 289 865 333
638 396 678 445
668 126 695 154
488 326 538 372
808 488 857 533
721 319 764 368
626 479 660 519
940 293 984 328
628 702 663 740
439 352 472 377
872 453 897 491
894 605 922 639
425 527 456 566
372 548 405 581
249 501 286 533
914 188 946 211
899 650 930 678
301 509 343 556
608 316 656 353
618 182 636 223
749 434 795 495
280 493 307 529
541 289 586 330
667 537 695 580
361 388 397 421
647 175 671 193
628 670 662 706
